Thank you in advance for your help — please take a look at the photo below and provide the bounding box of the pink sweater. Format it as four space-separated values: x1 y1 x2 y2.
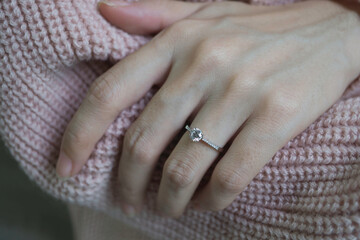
1 0 360 239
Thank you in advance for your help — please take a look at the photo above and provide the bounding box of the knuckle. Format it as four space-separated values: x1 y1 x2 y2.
120 180 135 195
193 38 230 72
232 74 259 93
265 88 300 120
87 71 118 107
155 86 179 106
162 19 206 48
120 180 140 202
123 123 156 166
150 30 173 58
222 74 259 101
155 79 195 107
65 125 92 152
164 158 197 188
166 19 198 39
213 15 237 30
215 167 245 194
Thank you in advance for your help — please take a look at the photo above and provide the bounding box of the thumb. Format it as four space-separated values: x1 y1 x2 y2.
98 0 209 35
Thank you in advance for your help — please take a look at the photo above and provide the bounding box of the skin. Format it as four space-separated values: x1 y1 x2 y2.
55 0 360 218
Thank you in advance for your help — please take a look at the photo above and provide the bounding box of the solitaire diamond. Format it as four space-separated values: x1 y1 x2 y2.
185 125 223 152
190 128 203 142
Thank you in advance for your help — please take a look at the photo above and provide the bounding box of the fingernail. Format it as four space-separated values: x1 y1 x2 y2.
121 202 137 217
98 0 134 7
56 151 73 178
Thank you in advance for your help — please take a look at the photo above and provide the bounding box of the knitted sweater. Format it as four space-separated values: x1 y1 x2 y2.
1 0 360 239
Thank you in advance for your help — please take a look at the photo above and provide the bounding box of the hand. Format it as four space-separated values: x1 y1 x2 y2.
56 0 360 217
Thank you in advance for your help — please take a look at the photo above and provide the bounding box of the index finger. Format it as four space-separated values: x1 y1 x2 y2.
56 37 173 178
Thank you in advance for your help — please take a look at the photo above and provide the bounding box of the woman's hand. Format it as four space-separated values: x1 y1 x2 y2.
56 0 360 217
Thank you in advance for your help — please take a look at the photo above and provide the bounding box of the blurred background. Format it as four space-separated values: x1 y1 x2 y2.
0 138 73 240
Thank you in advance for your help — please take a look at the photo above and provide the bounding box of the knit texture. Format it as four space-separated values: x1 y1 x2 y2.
68 203 159 240
1 0 360 239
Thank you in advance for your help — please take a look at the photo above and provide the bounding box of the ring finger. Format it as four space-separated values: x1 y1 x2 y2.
156 88 256 218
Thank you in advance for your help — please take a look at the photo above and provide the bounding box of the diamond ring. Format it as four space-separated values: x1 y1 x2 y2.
185 125 224 152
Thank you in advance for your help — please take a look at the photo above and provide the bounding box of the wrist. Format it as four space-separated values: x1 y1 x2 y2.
319 0 360 84
295 0 360 85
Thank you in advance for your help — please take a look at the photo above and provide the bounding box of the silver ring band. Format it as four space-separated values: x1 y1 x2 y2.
185 125 223 152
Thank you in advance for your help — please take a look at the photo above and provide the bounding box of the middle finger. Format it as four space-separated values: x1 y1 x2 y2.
117 64 208 214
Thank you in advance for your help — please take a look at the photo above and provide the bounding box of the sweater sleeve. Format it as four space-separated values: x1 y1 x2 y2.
1 0 360 239
0 0 152 203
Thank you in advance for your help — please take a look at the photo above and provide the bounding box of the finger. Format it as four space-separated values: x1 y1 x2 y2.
98 0 265 35
98 0 211 35
116 64 205 213
191 99 305 211
155 90 255 218
56 35 173 178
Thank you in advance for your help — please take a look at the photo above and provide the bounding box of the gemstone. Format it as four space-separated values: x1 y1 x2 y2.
190 128 203 142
